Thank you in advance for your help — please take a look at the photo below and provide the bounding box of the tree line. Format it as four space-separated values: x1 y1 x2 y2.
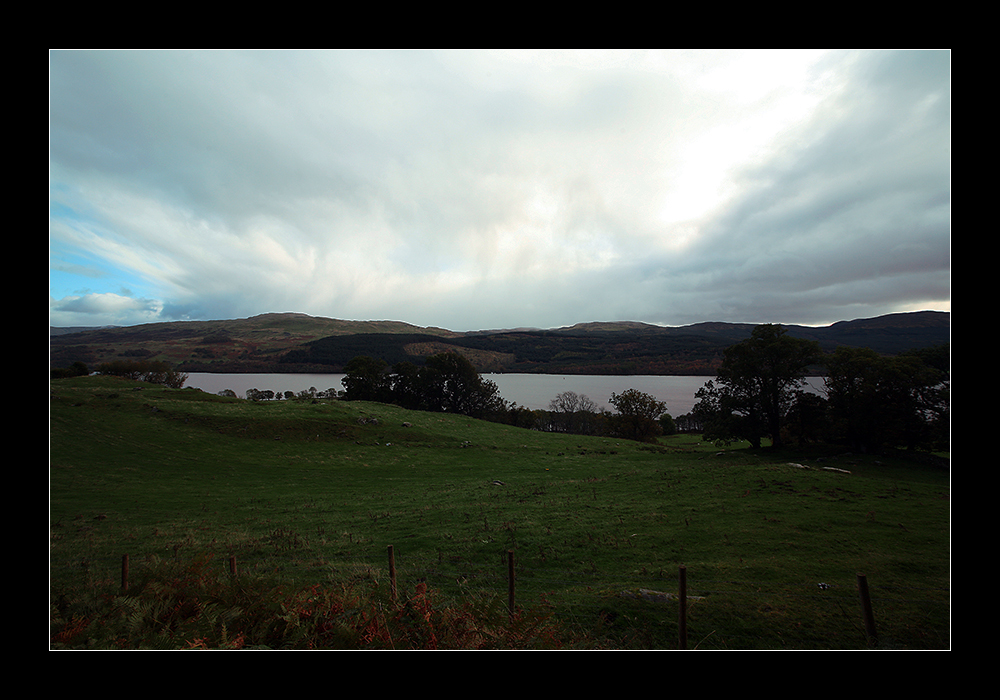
340 353 506 419
496 388 673 443
339 326 949 454
52 326 950 454
50 359 189 389
339 351 673 443
687 325 948 453
236 387 341 402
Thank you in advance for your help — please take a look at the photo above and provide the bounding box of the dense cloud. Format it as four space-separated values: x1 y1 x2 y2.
49 49 950 330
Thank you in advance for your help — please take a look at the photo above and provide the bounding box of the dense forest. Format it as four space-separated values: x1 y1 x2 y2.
278 330 733 375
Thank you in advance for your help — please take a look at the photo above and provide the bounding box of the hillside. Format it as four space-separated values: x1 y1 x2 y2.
49 310 950 376
49 374 951 649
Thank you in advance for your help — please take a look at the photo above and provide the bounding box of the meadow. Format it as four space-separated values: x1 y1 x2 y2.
49 375 950 649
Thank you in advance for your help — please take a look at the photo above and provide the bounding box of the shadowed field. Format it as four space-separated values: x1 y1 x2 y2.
50 376 950 649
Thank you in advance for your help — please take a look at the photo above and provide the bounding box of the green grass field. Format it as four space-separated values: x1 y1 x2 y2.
49 375 950 649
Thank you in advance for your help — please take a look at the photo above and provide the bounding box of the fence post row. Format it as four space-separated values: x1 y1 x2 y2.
114 550 881 647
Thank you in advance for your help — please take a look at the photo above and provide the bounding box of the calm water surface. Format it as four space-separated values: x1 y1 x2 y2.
185 372 827 417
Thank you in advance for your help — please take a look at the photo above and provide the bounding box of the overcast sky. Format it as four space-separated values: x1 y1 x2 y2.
49 49 950 332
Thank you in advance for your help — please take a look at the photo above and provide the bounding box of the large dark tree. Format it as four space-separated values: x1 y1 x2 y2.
388 361 423 410
420 352 506 419
693 324 821 448
608 388 667 443
824 346 949 453
782 390 829 446
345 351 507 420
341 355 390 402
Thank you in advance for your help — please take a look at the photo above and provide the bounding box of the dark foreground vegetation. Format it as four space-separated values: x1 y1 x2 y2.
50 338 950 649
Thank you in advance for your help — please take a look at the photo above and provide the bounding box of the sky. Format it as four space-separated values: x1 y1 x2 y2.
49 49 950 332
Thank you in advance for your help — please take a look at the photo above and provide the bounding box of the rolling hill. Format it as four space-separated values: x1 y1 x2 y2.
49 310 950 376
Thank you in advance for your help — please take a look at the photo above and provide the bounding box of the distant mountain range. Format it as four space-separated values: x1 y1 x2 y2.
49 310 950 376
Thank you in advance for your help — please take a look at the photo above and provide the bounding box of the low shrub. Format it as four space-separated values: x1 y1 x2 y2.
50 554 570 650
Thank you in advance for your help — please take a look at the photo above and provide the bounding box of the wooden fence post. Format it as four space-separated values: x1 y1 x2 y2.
388 545 397 602
121 554 129 591
857 573 878 646
679 565 687 649
507 550 515 621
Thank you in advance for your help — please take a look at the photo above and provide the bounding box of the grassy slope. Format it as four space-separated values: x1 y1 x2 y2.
49 376 950 649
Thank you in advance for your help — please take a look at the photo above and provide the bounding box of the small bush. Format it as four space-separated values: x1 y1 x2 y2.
51 361 90 380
